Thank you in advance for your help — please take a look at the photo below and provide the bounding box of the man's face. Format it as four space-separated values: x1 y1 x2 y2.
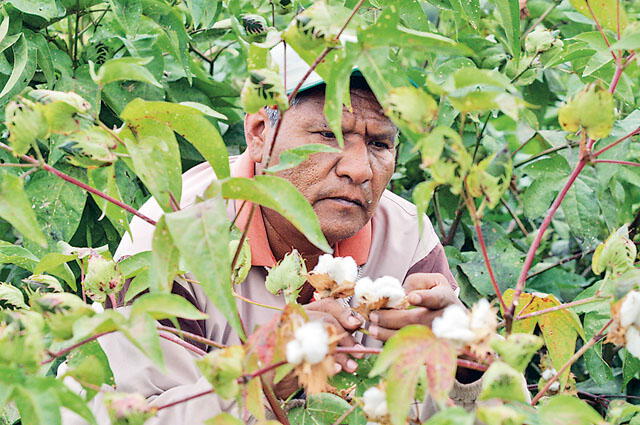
255 88 397 245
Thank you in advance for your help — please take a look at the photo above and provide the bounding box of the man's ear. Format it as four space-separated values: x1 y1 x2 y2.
244 109 269 164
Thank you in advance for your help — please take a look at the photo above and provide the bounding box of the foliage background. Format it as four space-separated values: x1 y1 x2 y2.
0 0 639 423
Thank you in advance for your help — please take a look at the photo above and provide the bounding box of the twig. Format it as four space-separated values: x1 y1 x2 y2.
42 330 116 364
157 325 226 349
234 291 284 311
261 376 291 425
155 389 214 411
592 159 640 167
521 1 561 40
230 203 256 271
514 142 577 168
500 198 529 236
332 405 357 425
515 296 603 321
241 360 288 383
593 127 640 157
443 202 465 246
531 319 613 404
583 0 616 61
0 163 35 168
159 333 207 356
0 142 157 226
526 248 596 280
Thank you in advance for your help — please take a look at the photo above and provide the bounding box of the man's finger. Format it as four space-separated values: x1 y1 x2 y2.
307 298 362 331
408 286 458 310
369 307 430 330
368 324 396 342
404 272 449 293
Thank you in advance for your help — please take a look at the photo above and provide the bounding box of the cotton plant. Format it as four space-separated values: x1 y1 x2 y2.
608 291 640 359
432 298 498 358
307 254 359 299
360 385 390 425
353 276 407 319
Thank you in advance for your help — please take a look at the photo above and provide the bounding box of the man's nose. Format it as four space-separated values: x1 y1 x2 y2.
335 139 373 185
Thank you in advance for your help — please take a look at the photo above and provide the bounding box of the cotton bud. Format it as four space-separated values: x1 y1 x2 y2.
286 321 330 365
620 291 640 328
104 392 155 425
228 238 251 285
197 345 244 399
83 255 124 303
362 386 388 421
525 27 562 54
354 276 406 317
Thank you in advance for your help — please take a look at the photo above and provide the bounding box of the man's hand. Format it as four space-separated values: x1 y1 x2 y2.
368 273 460 342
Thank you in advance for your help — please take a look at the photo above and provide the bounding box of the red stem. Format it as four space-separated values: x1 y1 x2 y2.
157 325 227 349
242 360 288 382
515 296 602 321
507 160 587 329
155 389 214 411
593 159 640 167
593 127 640 157
584 0 616 60
472 209 507 312
0 142 157 226
531 319 613 405
159 333 207 356
41 330 116 364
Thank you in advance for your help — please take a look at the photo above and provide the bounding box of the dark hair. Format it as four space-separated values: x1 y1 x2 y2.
265 75 373 126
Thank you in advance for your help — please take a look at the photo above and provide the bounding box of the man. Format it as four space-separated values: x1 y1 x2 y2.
64 48 481 424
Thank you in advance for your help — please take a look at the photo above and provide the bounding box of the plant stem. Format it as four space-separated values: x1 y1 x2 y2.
514 142 578 168
593 127 640 157
155 389 215 411
157 325 227 349
332 405 356 425
526 248 596 280
521 1 561 40
466 194 507 312
0 163 35 168
443 202 465 246
500 198 529 236
531 318 613 405
0 142 157 226
593 159 640 167
241 360 288 382
507 159 587 331
261 376 291 425
42 330 116 364
234 291 284 311
230 203 256 271
584 0 616 60
515 296 603 321
159 333 207 356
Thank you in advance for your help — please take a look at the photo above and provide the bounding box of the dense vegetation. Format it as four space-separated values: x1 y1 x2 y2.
0 0 639 424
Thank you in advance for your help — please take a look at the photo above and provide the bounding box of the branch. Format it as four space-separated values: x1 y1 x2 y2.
155 389 214 411
42 330 116 364
531 318 613 405
0 142 157 226
159 333 207 356
592 159 640 167
514 142 578 168
501 198 529 236
593 127 640 157
507 160 588 331
584 0 616 61
526 248 596 280
261 376 291 425
515 296 603 321
234 291 284 311
157 325 227 349
240 360 288 383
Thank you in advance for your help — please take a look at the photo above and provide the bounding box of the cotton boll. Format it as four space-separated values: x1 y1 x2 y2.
549 381 560 392
362 386 387 419
286 340 304 365
620 291 640 328
291 321 330 365
470 299 494 330
541 368 556 381
373 276 405 308
313 255 358 284
432 304 475 343
626 326 640 359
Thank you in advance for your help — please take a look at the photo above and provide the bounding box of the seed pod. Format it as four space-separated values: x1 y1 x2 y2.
241 14 268 36
274 0 293 14
83 254 124 303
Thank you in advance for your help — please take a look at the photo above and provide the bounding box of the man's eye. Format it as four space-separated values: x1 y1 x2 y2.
370 140 391 149
318 131 336 139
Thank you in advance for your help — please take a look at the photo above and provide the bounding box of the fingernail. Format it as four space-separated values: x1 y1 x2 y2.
348 316 361 327
409 293 421 305
334 363 342 374
347 359 358 372
370 325 378 337
370 312 378 323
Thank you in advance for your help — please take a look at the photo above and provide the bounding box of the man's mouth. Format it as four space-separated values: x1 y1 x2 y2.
319 196 365 208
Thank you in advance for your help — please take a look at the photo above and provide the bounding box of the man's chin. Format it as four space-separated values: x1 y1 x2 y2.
320 222 367 246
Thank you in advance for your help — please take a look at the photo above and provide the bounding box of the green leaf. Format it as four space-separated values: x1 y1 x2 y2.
87 165 131 235
130 292 207 321
0 34 28 100
479 361 529 403
424 407 474 425
538 394 605 425
568 0 628 32
65 340 114 398
13 385 61 425
221 176 331 253
120 119 182 212
369 325 456 423
121 313 165 369
0 283 28 309
150 216 179 294
90 57 162 88
449 0 480 30
108 0 143 35
491 333 544 373
611 32 640 50
34 252 77 290
5 98 48 156
206 413 244 425
0 173 47 247
164 197 244 339
288 393 364 425
0 240 39 270
264 144 341 173
493 0 521 62
6 0 64 20
121 98 230 179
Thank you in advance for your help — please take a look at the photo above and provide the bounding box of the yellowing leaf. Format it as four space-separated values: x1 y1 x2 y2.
569 0 628 32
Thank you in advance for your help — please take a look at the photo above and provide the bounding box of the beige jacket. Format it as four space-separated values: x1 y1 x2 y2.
61 154 482 424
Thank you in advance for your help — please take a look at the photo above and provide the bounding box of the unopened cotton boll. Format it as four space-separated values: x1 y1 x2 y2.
549 381 560 392
626 326 640 359
362 386 387 419
541 368 556 381
313 254 358 284
432 304 475 343
620 291 640 328
286 321 330 365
